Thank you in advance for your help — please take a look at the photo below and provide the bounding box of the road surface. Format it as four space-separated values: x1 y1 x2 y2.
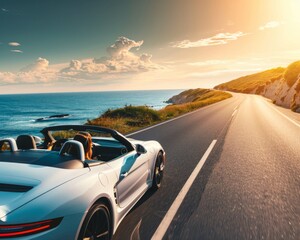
113 93 300 240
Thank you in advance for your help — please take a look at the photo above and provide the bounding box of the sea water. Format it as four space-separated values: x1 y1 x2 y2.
0 89 182 138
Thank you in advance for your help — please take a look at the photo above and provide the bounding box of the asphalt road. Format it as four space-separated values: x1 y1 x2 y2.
113 93 300 240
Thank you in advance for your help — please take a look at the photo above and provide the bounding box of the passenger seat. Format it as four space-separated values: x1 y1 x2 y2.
16 135 37 150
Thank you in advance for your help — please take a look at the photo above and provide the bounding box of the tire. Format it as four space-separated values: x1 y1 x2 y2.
152 152 165 190
78 201 112 240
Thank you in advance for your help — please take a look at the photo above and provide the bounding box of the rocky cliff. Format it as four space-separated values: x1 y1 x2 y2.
215 61 300 112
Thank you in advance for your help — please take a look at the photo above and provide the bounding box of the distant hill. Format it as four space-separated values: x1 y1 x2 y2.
215 61 300 112
166 88 226 104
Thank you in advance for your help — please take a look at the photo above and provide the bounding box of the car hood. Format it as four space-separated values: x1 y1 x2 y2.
0 162 89 219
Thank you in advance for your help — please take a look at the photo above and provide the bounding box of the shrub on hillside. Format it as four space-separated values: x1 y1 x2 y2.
102 105 161 124
284 61 300 87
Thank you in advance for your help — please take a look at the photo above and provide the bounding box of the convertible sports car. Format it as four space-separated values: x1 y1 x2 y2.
0 125 165 240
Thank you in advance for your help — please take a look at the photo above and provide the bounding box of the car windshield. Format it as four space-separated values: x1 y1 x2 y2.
50 129 112 140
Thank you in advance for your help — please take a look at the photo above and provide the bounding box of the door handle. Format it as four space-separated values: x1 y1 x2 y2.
121 172 128 177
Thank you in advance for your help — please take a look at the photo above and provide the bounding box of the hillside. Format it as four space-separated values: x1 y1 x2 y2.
166 88 228 104
215 61 300 112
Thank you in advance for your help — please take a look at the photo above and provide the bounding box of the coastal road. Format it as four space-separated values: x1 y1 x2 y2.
113 93 300 240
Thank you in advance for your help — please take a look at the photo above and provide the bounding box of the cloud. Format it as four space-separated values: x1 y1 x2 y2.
11 50 23 53
61 36 161 79
171 32 247 48
8 42 21 47
21 57 49 72
259 21 281 30
0 58 57 85
1 8 8 12
0 37 162 85
107 36 143 57
0 72 16 84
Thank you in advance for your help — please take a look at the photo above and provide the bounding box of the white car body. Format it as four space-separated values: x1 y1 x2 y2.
0 125 165 239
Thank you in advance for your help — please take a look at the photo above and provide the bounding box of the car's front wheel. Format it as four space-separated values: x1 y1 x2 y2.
152 151 165 190
78 201 112 240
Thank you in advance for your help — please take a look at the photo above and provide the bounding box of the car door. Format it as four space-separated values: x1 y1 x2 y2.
108 150 150 208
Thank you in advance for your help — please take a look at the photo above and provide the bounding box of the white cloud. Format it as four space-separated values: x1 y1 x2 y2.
0 58 56 85
21 57 49 72
61 36 161 79
11 50 23 53
259 21 281 30
68 60 82 70
0 37 162 85
171 32 247 48
8 42 21 47
107 36 143 57
0 72 16 84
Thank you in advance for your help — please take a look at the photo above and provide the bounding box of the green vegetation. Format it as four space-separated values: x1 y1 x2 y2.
215 60 300 93
284 61 300 87
214 60 300 112
215 67 285 93
87 89 232 134
52 130 78 139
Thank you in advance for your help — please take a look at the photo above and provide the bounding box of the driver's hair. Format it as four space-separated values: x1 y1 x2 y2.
74 132 93 160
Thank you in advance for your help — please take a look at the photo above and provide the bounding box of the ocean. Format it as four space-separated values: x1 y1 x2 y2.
0 89 182 138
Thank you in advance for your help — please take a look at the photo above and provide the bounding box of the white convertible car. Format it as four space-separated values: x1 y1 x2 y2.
0 125 165 240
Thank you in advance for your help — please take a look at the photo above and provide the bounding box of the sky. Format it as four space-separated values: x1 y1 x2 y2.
1 0 300 94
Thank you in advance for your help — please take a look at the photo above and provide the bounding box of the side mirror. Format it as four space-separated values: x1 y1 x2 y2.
136 144 147 155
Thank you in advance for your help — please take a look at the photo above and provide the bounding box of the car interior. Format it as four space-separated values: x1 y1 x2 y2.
0 125 133 170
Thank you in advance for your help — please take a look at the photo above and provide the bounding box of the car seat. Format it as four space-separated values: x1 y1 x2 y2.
16 135 37 150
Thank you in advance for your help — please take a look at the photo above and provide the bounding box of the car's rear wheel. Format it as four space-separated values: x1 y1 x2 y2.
78 202 112 240
152 151 164 190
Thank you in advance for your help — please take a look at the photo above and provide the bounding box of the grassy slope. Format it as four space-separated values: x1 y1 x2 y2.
87 89 232 134
215 67 285 93
215 61 300 94
283 61 300 87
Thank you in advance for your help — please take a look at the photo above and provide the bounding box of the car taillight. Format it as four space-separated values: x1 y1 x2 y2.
0 217 62 238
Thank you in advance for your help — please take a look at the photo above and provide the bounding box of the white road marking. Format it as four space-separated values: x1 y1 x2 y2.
126 98 231 137
232 109 238 117
130 219 142 240
268 103 300 128
256 94 300 128
151 140 217 240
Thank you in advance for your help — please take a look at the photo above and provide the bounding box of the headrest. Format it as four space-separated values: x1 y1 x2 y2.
16 135 37 150
0 138 18 152
59 140 85 161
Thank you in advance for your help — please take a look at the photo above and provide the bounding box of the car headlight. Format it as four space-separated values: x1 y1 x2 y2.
0 217 63 238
